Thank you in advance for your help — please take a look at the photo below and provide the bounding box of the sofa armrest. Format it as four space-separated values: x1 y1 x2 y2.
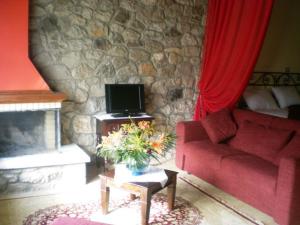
175 121 209 169
274 157 300 225
176 121 208 143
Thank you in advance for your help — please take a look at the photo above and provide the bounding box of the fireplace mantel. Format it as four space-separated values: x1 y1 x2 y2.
0 90 66 104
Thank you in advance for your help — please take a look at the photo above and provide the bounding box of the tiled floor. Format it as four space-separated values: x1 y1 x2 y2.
0 159 277 225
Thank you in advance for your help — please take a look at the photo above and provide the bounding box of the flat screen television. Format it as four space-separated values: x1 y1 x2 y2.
105 84 145 117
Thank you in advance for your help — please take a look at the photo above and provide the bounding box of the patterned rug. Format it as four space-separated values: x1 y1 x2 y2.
23 193 204 225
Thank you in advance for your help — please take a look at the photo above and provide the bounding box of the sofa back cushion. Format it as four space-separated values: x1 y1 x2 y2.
201 108 237 144
233 109 273 127
270 116 300 135
228 120 293 163
233 109 300 135
275 135 300 165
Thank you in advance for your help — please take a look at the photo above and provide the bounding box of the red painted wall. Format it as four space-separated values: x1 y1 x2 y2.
0 0 49 91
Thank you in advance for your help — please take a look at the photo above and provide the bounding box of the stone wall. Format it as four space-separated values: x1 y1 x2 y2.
29 0 207 155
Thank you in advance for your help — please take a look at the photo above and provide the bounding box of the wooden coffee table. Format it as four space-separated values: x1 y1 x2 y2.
99 169 177 225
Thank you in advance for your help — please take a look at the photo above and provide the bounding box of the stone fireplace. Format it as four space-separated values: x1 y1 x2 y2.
0 93 90 199
0 1 91 199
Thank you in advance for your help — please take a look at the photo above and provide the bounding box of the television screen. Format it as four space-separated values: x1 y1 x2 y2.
105 84 145 116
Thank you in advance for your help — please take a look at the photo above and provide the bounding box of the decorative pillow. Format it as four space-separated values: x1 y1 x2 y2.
274 135 300 166
201 108 237 144
243 87 279 110
228 120 293 163
271 86 300 108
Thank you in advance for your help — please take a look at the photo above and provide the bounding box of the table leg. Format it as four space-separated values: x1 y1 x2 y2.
100 178 110 214
167 175 177 210
130 193 137 200
140 188 151 225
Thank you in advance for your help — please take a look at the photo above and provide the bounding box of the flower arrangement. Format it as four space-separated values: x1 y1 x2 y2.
96 120 175 174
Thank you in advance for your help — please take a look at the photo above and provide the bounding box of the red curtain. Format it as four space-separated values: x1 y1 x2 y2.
194 0 274 120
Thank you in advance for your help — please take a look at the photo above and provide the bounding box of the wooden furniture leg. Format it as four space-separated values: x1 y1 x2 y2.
130 193 137 200
100 178 110 214
140 188 151 225
167 175 177 210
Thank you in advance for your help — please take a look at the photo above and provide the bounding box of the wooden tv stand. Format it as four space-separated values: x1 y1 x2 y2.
94 113 154 144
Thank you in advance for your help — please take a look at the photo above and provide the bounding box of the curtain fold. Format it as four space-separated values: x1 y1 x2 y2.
194 0 274 120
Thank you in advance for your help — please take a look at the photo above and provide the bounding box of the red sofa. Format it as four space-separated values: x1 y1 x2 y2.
176 109 300 225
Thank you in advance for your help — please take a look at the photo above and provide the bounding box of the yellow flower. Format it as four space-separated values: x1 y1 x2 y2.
138 121 150 130
101 136 111 145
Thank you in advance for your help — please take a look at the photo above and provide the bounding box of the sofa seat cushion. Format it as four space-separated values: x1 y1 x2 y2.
183 140 246 183
184 140 246 170
201 108 237 144
228 120 292 163
220 154 278 213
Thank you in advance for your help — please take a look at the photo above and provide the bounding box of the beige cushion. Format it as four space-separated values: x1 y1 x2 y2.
272 86 300 108
243 87 279 110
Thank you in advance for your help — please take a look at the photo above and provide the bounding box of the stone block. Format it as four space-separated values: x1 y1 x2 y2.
0 145 90 197
97 0 114 12
181 33 198 46
117 63 138 77
87 21 109 38
94 38 112 51
129 49 150 62
138 63 157 76
42 64 72 80
114 8 130 24
108 46 128 57
19 168 62 184
123 29 141 44
73 115 92 134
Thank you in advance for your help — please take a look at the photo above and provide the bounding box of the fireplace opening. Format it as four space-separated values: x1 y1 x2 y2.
0 110 59 158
